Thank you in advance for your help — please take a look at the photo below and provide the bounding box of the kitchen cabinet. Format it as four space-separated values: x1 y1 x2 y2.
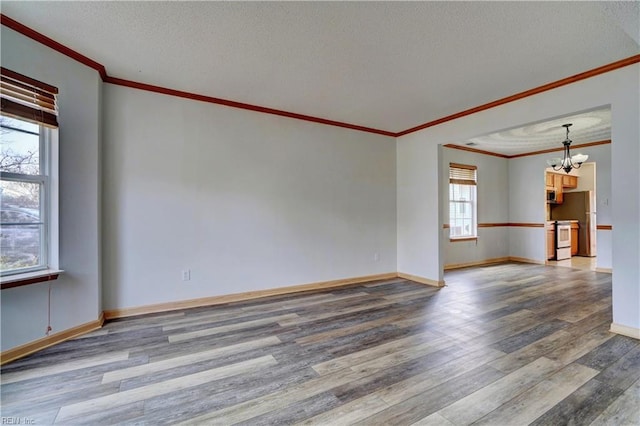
545 172 579 197
546 172 580 204
545 173 555 188
562 175 578 189
553 175 563 204
571 222 579 256
547 223 555 260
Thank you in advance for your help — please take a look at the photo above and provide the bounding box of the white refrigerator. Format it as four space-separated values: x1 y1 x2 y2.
550 190 596 257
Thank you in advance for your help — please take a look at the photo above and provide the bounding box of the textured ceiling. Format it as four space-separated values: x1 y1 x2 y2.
1 2 638 133
454 108 611 157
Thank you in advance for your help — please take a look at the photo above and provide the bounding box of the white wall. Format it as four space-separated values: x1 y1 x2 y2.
102 85 397 310
569 162 595 193
441 148 509 267
397 64 639 332
1 27 102 350
397 138 443 281
507 155 548 261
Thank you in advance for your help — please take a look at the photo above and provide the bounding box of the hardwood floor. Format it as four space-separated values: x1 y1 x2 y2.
1 263 638 425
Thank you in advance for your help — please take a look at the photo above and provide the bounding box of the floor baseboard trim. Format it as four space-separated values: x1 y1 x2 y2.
444 257 510 270
397 272 445 287
610 323 640 340
595 267 612 274
1 312 105 365
444 256 545 270
509 256 545 265
104 272 398 320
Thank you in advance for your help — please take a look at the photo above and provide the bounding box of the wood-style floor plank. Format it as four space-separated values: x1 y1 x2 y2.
472 362 599 425
1 262 633 425
437 357 563 424
355 364 506 425
101 335 280 384
1 351 130 384
589 378 640 425
55 355 278 423
297 394 390 425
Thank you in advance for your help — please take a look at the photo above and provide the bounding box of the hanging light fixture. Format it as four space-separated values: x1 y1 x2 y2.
546 123 588 173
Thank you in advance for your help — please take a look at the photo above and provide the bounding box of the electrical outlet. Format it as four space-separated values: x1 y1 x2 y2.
182 270 191 281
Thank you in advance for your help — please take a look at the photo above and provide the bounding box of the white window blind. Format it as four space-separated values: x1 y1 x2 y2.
449 163 477 185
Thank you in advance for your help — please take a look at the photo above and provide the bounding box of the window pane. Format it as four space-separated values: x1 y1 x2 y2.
450 181 477 238
458 185 469 200
0 180 41 215
1 116 39 133
1 224 42 270
1 180 43 271
1 116 40 175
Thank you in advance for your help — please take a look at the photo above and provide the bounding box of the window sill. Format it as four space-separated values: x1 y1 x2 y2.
1 269 63 290
450 237 478 242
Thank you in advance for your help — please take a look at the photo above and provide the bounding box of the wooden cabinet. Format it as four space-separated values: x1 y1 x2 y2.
547 223 556 260
553 174 563 204
562 175 578 189
545 172 579 204
571 222 579 256
545 173 555 188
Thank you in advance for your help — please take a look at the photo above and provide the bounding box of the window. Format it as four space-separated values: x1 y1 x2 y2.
1 68 58 277
449 163 477 240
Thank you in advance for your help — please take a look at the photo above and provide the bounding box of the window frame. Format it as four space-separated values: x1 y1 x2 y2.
1 120 53 276
0 68 61 286
449 163 478 241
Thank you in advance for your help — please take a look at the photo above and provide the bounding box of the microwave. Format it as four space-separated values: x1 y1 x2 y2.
547 190 557 203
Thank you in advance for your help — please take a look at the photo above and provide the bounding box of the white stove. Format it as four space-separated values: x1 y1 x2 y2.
555 220 572 260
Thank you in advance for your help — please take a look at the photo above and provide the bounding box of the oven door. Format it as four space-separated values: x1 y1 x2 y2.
555 223 572 260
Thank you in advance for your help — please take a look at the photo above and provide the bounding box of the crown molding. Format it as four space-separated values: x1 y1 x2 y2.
397 55 640 137
443 144 510 158
1 14 107 80
103 76 395 136
507 139 611 159
2 13 638 138
444 139 611 159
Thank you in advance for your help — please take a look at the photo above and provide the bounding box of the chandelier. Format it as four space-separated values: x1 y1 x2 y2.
546 123 588 173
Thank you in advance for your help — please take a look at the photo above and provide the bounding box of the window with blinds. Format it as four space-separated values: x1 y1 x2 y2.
1 68 59 277
449 163 477 239
0 67 58 128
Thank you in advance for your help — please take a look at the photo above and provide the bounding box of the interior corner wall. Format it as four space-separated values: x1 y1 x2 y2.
396 134 442 282
1 27 102 351
396 63 639 333
441 148 509 267
102 84 397 311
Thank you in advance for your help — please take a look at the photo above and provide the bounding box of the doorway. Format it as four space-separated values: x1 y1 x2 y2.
545 163 598 272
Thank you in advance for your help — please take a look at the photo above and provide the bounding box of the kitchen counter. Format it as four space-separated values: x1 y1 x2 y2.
547 219 579 224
